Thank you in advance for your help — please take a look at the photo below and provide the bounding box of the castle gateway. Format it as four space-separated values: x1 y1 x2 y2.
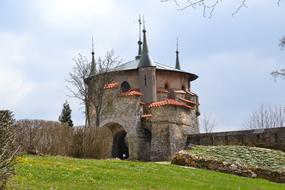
86 24 200 161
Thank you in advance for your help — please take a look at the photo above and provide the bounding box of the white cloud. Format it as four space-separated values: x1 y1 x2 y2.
0 66 34 108
0 32 31 65
34 0 128 26
0 32 35 108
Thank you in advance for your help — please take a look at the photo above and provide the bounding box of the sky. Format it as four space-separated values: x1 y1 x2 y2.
0 0 284 131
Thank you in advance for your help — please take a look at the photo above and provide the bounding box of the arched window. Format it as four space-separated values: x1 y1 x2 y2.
121 81 131 92
164 83 169 90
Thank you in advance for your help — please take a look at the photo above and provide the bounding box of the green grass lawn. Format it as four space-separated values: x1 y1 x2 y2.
8 155 285 190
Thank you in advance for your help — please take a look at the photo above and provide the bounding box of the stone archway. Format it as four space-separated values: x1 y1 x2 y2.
112 130 129 159
101 122 129 159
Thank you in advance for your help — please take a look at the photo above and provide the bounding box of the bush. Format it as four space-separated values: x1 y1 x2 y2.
16 120 113 159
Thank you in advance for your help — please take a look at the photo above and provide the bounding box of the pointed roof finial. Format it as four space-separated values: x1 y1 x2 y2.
138 17 155 68
135 15 142 60
143 16 146 32
89 37 96 77
92 36 95 55
175 37 181 70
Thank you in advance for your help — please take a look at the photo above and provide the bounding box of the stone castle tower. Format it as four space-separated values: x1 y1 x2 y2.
86 20 200 161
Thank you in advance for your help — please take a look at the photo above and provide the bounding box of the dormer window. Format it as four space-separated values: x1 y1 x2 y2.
121 81 131 92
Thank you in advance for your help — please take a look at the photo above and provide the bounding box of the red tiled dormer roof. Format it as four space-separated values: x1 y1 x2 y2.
141 114 152 119
104 82 119 89
120 89 143 97
157 88 169 93
185 90 196 96
178 97 197 105
173 90 186 94
148 99 194 110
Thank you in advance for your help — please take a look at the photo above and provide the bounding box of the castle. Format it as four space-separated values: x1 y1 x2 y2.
86 21 200 161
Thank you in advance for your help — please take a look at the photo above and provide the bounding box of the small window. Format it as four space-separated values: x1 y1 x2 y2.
121 81 131 92
181 85 186 91
168 89 176 99
164 83 169 90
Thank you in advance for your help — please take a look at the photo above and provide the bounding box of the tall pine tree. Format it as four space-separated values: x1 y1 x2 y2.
59 101 73 127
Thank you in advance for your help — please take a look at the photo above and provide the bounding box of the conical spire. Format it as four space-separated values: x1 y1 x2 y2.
135 15 142 60
137 18 155 68
175 37 181 70
89 37 96 77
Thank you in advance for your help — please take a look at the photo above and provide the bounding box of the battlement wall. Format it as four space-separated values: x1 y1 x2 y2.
186 127 285 152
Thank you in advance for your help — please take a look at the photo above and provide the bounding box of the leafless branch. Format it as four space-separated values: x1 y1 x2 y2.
66 54 91 127
200 113 216 133
271 69 285 79
280 36 285 50
232 0 248 16
161 0 283 17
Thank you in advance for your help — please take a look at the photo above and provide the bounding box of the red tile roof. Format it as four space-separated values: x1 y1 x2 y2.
157 88 169 93
185 90 196 96
141 114 152 119
148 99 194 110
104 82 119 89
178 97 197 105
173 90 186 94
120 89 143 97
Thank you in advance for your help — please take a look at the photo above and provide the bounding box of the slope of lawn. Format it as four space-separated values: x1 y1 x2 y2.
7 155 285 190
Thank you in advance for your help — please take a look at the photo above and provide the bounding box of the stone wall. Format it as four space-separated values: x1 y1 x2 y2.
186 127 285 151
112 70 140 89
148 106 199 161
156 70 190 91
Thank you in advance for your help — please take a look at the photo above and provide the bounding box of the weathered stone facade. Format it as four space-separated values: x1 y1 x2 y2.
86 26 200 161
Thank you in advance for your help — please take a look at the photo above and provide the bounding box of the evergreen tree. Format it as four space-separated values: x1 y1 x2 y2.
0 110 19 189
59 101 73 127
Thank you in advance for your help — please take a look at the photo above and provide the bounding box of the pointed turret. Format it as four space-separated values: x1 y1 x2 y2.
175 37 181 70
137 19 155 68
137 18 157 103
89 38 96 77
135 15 142 60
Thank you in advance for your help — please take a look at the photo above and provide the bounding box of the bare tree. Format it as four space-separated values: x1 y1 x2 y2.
0 110 19 189
85 50 121 127
271 36 285 79
200 113 216 133
67 50 120 128
67 54 91 127
244 104 285 129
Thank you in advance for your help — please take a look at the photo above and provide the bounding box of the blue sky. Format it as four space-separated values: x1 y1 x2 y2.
0 0 284 131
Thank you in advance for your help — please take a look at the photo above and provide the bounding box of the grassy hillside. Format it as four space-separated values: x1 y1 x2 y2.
7 155 284 190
